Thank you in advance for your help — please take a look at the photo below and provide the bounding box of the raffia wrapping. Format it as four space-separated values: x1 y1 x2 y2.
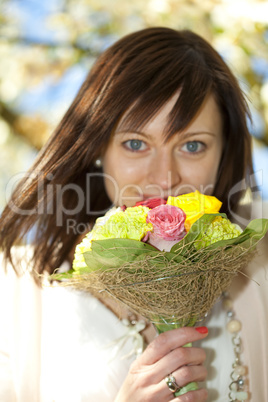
59 241 254 326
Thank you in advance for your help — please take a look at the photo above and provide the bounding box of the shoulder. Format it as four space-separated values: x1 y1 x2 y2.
240 199 268 283
0 244 34 275
253 199 268 264
230 198 268 277
0 246 39 306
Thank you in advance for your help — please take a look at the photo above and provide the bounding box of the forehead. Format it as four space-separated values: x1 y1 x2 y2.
116 91 180 132
116 92 222 138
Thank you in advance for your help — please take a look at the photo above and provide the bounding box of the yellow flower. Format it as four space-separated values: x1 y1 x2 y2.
167 190 222 230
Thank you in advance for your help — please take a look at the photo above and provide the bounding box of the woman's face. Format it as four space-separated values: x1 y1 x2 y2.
102 92 223 207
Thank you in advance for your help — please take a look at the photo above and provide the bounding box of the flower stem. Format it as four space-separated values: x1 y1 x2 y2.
154 320 199 395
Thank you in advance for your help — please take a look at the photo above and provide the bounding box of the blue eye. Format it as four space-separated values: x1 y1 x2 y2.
129 140 142 150
183 141 203 153
124 139 146 151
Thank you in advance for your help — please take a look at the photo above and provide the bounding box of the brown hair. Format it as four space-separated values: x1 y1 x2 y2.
0 27 253 277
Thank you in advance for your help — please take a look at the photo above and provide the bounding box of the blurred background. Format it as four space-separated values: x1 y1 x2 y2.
0 0 268 212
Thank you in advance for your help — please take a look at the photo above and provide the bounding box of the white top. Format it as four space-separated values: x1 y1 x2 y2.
1 205 268 401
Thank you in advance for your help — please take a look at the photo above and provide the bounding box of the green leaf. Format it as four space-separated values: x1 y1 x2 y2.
93 238 157 259
82 250 106 271
82 239 159 270
50 269 75 280
80 238 187 273
170 213 226 255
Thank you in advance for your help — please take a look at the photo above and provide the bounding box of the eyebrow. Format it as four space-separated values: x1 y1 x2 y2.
115 130 155 140
115 129 217 140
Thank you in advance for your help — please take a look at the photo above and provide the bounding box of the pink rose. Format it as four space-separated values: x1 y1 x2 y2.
146 205 186 244
135 198 167 209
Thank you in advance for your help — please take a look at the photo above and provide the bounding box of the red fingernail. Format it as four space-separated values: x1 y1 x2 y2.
195 326 208 334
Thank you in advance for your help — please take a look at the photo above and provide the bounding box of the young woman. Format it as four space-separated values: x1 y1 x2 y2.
0 27 267 401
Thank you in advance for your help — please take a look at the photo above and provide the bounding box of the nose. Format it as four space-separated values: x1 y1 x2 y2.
147 149 181 192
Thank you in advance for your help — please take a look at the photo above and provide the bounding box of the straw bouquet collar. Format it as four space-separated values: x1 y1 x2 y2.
52 191 268 332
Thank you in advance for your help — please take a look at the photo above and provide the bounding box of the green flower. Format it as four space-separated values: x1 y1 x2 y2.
73 206 153 271
93 206 152 240
73 206 122 271
195 216 242 249
72 232 94 271
124 206 153 239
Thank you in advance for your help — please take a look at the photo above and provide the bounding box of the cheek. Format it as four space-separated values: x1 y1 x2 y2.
102 151 117 203
103 174 117 205
104 159 143 187
195 153 222 193
179 155 221 194
102 153 146 205
103 147 145 184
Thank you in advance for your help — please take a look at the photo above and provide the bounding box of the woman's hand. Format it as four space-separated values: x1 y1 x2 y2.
115 326 208 402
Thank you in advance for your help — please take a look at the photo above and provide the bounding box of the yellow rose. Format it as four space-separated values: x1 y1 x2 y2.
167 190 222 230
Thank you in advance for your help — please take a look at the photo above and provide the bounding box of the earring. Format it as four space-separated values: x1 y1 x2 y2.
94 158 102 168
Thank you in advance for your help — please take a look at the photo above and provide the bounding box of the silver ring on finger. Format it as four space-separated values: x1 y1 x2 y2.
165 374 181 393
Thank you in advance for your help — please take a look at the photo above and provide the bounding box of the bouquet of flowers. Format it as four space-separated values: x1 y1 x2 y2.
52 190 268 396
